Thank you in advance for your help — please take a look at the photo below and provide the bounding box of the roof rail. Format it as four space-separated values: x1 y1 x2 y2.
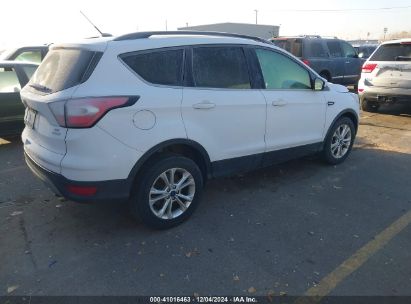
113 31 272 45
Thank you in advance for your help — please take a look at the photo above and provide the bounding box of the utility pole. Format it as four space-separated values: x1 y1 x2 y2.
254 10 258 24
166 20 168 31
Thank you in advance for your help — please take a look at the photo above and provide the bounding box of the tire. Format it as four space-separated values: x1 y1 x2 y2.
322 117 356 165
129 154 203 229
319 71 331 82
361 99 380 112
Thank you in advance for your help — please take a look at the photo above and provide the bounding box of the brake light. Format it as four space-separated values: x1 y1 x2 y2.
49 96 138 128
67 185 97 196
400 41 411 45
302 59 310 66
362 63 378 73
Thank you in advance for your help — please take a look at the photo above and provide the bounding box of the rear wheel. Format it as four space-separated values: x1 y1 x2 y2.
361 99 379 112
129 155 203 229
322 117 355 165
319 71 331 82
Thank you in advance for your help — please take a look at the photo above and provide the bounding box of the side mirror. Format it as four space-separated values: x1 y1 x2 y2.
314 77 325 91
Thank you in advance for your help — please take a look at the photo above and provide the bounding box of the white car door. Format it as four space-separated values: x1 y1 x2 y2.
182 46 267 176
254 48 327 153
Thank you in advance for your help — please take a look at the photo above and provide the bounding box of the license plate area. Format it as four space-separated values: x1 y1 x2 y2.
24 108 37 129
377 95 397 103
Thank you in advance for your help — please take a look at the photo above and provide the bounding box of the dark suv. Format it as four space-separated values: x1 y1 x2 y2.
271 36 363 86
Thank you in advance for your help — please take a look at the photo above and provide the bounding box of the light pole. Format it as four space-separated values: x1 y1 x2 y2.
254 10 258 25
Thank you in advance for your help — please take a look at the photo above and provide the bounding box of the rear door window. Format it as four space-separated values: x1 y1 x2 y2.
306 41 328 58
192 47 251 89
327 41 343 58
370 43 411 61
0 68 21 93
28 48 101 94
121 49 184 86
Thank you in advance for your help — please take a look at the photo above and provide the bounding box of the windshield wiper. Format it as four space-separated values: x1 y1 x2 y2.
29 83 52 93
395 56 411 61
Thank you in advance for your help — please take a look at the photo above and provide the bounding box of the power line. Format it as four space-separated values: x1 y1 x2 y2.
269 5 411 12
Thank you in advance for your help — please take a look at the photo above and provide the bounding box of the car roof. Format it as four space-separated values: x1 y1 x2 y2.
0 60 39 67
381 38 411 45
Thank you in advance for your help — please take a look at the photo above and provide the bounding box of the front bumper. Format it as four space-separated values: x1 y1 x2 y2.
25 152 132 203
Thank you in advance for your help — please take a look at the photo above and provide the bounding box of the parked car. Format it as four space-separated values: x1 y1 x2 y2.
271 36 364 87
0 61 38 137
358 39 411 112
0 45 48 64
21 31 359 229
353 44 378 59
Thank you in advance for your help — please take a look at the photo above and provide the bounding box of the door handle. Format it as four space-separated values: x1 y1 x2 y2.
345 61 351 64
272 99 287 107
192 101 216 109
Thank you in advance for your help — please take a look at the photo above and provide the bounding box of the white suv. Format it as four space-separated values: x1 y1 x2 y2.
358 39 411 112
21 31 360 229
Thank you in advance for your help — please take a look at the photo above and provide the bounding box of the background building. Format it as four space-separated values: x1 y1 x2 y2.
178 22 280 39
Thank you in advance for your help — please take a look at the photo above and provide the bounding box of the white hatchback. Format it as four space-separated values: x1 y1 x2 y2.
21 31 360 229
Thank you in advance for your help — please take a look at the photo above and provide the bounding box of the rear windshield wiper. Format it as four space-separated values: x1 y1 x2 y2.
29 83 52 93
395 56 411 61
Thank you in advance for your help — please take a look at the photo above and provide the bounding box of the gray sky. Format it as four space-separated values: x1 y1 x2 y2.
1 0 411 48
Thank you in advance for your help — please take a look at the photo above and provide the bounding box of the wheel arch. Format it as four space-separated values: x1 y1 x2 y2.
126 139 212 192
324 109 359 142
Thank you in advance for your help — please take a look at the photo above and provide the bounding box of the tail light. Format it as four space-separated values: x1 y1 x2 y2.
362 63 378 73
48 96 139 128
302 59 310 66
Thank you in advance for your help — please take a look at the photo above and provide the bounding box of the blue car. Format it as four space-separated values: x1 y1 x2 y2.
271 36 364 87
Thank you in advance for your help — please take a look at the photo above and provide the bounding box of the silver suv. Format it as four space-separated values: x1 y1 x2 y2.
359 39 411 112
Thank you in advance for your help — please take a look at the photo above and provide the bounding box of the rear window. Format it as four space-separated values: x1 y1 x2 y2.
370 43 411 61
271 39 303 57
121 49 184 86
28 48 100 94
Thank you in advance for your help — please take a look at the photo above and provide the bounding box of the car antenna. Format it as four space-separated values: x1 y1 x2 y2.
80 11 112 37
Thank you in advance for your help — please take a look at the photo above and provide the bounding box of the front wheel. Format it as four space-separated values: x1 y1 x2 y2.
322 117 356 165
129 155 203 229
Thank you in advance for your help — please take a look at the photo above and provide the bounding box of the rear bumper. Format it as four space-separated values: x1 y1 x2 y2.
25 152 132 203
360 87 411 104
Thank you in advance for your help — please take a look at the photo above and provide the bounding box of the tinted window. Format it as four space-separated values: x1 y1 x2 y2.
370 43 411 61
327 41 343 57
271 39 303 57
0 68 21 93
307 41 328 58
121 49 184 86
192 47 251 89
341 42 357 58
15 51 42 63
29 49 99 94
256 49 311 90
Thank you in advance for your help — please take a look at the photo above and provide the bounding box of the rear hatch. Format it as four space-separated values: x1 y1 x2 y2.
21 45 105 173
364 42 411 89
